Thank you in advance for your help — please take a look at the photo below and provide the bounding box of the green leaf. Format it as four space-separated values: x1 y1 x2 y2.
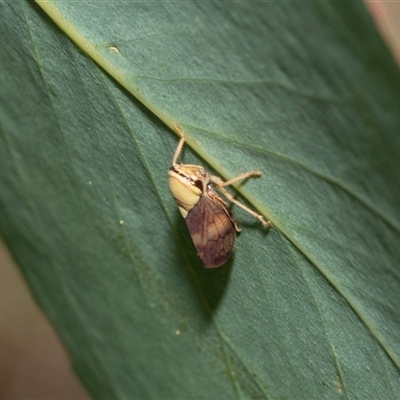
1 1 400 398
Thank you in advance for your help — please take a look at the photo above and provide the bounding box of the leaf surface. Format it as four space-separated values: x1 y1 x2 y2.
1 1 400 398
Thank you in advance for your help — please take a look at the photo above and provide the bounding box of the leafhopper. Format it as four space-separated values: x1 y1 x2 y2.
168 125 270 268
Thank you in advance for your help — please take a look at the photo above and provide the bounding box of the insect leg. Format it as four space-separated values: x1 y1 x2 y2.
217 169 262 187
173 123 186 139
212 174 270 227
171 124 187 165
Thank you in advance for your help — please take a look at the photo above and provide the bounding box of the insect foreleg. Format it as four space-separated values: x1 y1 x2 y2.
171 136 186 165
171 124 191 165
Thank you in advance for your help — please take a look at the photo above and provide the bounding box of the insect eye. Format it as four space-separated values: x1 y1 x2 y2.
193 180 203 192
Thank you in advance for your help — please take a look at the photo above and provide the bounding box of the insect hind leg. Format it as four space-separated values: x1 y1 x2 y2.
212 172 270 227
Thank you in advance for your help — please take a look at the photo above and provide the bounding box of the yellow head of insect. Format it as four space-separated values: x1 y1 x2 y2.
168 165 209 218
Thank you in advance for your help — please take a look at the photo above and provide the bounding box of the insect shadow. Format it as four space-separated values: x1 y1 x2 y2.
173 213 233 315
190 216 269 314
192 254 234 314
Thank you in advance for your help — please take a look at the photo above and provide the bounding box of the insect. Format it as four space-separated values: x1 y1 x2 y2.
168 124 270 268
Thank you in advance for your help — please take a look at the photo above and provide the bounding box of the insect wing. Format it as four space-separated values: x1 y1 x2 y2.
185 195 235 268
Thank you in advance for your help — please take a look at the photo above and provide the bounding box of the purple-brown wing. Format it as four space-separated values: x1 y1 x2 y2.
185 195 235 268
